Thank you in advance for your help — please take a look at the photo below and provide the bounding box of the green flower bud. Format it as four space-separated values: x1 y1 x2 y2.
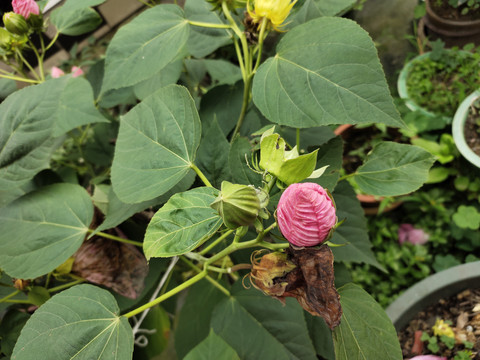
211 181 261 229
3 12 29 36
0 28 12 48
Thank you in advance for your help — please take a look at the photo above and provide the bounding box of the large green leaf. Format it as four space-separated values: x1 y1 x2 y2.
0 310 30 357
12 284 133 360
211 284 317 360
252 17 403 128
102 5 189 92
133 59 184 100
143 187 223 259
111 85 201 203
0 183 93 279
289 0 355 28
330 181 382 269
0 77 105 206
175 280 229 359
184 0 231 58
333 283 402 360
354 142 435 196
185 329 240 360
50 0 106 36
308 136 343 191
305 314 335 360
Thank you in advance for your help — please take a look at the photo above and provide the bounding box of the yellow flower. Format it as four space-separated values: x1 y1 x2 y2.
432 319 455 338
248 0 297 31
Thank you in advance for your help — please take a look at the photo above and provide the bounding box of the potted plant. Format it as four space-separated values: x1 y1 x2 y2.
423 0 480 47
0 0 436 359
386 261 480 358
452 90 480 167
398 42 480 129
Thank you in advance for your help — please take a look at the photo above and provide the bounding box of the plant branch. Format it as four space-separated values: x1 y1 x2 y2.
199 229 235 255
180 256 231 296
123 270 207 319
190 163 213 187
0 289 20 303
48 279 84 293
188 20 231 29
88 229 143 247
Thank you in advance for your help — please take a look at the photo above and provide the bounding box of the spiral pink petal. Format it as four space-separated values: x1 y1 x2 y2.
277 183 336 247
12 0 39 19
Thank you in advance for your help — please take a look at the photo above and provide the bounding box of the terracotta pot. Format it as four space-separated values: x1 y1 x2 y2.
424 0 480 47
386 261 480 331
334 124 403 215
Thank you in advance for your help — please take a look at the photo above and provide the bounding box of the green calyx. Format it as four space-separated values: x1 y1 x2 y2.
3 13 29 36
0 28 12 48
259 132 319 185
211 181 264 229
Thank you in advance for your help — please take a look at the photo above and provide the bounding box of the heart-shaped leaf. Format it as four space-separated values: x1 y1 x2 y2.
111 85 200 203
354 142 435 196
252 17 403 128
102 5 189 92
12 284 133 360
0 183 93 279
50 0 107 36
333 283 402 360
184 329 240 360
211 283 317 360
144 187 223 259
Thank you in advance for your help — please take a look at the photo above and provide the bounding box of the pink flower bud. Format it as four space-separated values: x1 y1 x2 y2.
409 356 447 360
277 183 336 247
51 66 65 78
12 0 40 19
398 224 429 245
71 66 84 78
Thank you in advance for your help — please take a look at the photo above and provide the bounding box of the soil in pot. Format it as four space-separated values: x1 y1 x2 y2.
430 0 480 21
465 103 480 156
398 287 480 358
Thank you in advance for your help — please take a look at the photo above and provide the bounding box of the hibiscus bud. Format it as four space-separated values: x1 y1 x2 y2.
211 181 262 229
71 66 84 78
27 13 44 31
398 224 429 245
3 12 29 35
50 66 65 78
12 0 40 19
277 182 336 247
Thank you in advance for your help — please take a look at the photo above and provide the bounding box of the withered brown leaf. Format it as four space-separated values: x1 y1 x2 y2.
250 245 342 330
72 237 148 299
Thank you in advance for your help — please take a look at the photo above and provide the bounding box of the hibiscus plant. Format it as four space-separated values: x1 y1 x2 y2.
0 0 435 359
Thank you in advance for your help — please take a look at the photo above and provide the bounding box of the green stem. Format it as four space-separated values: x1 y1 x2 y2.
230 76 252 140
190 163 213 187
123 271 207 318
199 229 235 255
222 1 249 72
2 299 34 304
0 289 20 303
137 0 153 6
89 229 143 247
48 279 84 293
338 173 356 181
16 49 40 80
28 39 44 81
180 257 231 296
257 241 289 250
252 18 268 73
0 73 40 83
45 32 60 51
188 20 231 29
233 36 246 82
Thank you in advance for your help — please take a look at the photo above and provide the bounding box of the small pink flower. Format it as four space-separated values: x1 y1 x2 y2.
398 224 429 245
71 66 84 78
51 66 65 78
409 356 447 360
277 183 336 247
12 0 39 19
